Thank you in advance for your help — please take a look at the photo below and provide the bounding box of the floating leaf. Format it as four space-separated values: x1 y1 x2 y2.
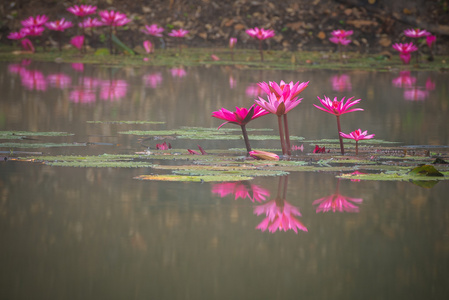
408 165 444 177
0 142 85 148
87 120 165 125
134 174 254 182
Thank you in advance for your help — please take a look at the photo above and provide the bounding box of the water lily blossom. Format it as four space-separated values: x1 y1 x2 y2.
142 24 164 37
313 191 363 213
45 18 73 31
246 27 275 61
79 17 103 28
143 40 153 54
229 37 237 60
314 96 363 155
249 150 279 161
67 5 97 17
340 129 375 155
392 42 418 64
168 28 189 38
212 104 269 153
21 15 49 27
330 29 353 38
70 35 84 50
403 28 430 38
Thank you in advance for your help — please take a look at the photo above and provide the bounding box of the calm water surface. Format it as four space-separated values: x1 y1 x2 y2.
1 61 448 300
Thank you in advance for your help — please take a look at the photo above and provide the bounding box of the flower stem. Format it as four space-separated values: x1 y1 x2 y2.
336 115 345 155
240 125 252 154
259 39 264 62
355 141 359 155
283 114 291 156
277 115 287 156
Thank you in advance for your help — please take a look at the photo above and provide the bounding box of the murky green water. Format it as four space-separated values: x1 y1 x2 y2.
1 61 448 300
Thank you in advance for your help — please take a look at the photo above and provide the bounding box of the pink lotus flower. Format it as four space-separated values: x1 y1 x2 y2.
392 42 418 64
47 73 72 89
142 24 164 37
67 5 97 17
403 28 430 38
246 27 275 40
255 199 308 234
187 145 207 155
313 145 329 153
45 18 73 31
314 96 363 155
99 10 131 27
330 29 353 38
212 104 269 153
399 53 412 65
143 72 163 88
229 37 237 49
168 28 189 38
79 17 103 28
340 129 375 155
211 54 220 61
246 27 275 61
249 150 279 161
257 80 309 100
71 63 84 72
69 88 96 104
329 36 351 46
255 92 302 117
7 28 29 40
212 182 270 203
21 26 45 37
156 142 171 150
331 74 352 92
313 192 363 213
21 39 35 52
21 15 49 27
143 40 153 54
426 35 436 49
70 35 84 50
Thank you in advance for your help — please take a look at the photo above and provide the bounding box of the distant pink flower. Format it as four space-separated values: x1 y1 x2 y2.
168 28 189 38
392 42 419 54
246 27 275 40
255 92 302 117
347 171 366 182
21 26 45 37
100 79 128 101
313 193 363 213
143 40 153 54
20 69 47 91
71 63 85 72
254 199 308 234
229 37 237 49
47 73 72 89
156 142 171 150
67 5 97 17
392 71 416 88
313 145 329 153
70 35 84 50
212 182 270 203
21 15 49 27
170 68 187 78
79 17 103 28
404 88 429 101
212 104 269 129
99 10 131 27
7 29 28 40
21 39 35 52
143 72 163 88
187 145 207 155
142 24 164 37
404 28 430 38
340 129 375 155
249 150 279 161
329 36 351 46
426 35 436 49
314 95 363 116
330 29 353 38
399 53 412 65
331 74 352 92
45 18 73 31
69 88 96 104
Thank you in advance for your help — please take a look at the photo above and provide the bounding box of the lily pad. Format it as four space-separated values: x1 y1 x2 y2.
134 174 254 182
0 131 74 140
0 142 85 148
87 120 165 125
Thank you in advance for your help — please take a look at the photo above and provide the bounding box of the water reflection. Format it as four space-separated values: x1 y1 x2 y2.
313 178 363 213
212 181 270 203
392 71 436 101
331 73 352 92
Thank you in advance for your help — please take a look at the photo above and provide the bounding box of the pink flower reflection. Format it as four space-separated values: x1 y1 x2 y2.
313 180 363 213
392 71 416 88
254 199 307 233
69 88 96 104
403 88 429 101
425 77 435 91
71 63 85 72
81 77 100 89
245 83 264 97
331 74 352 92
212 182 270 203
100 79 128 101
143 72 163 88
20 69 47 91
47 73 72 89
229 75 236 89
170 68 187 78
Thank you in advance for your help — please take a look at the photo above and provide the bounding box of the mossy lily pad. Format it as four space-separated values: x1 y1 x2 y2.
0 131 74 140
134 174 254 182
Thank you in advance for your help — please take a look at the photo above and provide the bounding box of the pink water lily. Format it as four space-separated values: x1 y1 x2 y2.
79 17 103 28
330 29 353 38
229 37 237 49
212 104 269 153
314 96 363 155
21 15 49 27
45 18 73 31
403 28 430 38
340 129 375 155
142 24 164 37
212 182 270 203
313 192 363 213
67 5 97 17
143 40 153 54
99 10 131 27
392 42 418 65
246 27 275 61
426 35 436 49
21 39 35 52
329 36 351 46
21 26 45 37
249 150 279 161
7 28 29 40
70 35 84 50
168 28 189 38
156 142 171 150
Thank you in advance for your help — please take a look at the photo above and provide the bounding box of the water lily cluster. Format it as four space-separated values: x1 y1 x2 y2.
212 80 375 157
392 28 437 64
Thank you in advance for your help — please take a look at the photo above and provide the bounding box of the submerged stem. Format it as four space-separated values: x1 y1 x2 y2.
336 115 345 155
277 115 287 156
240 125 252 154
283 114 291 156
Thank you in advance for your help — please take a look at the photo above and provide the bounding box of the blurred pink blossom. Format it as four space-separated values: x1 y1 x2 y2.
100 79 128 101
45 18 73 31
70 35 84 50
392 71 416 88
69 88 96 104
143 73 163 88
21 15 49 27
404 88 429 101
47 73 72 89
71 63 85 72
20 69 48 91
67 5 97 17
331 74 352 92
170 68 187 78
79 17 103 28
142 24 164 37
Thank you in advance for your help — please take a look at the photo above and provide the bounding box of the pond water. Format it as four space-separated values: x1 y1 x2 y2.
1 61 449 300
